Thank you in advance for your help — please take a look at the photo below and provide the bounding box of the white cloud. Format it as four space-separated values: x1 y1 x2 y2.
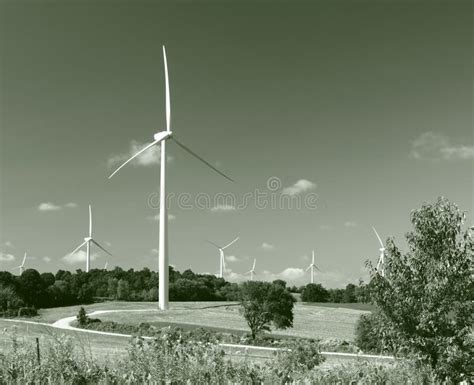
344 221 357 228
319 225 332 231
282 179 316 196
107 141 174 168
38 202 62 211
42 256 52 263
225 255 241 263
411 132 474 161
0 253 15 262
147 213 176 221
441 145 474 160
261 242 275 251
38 202 77 211
62 250 98 264
3 241 15 248
277 267 306 281
210 204 236 213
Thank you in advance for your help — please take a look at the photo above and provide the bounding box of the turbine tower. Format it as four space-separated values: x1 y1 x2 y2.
207 237 239 278
305 250 321 284
68 205 112 272
12 252 27 275
372 226 386 277
109 46 233 310
245 258 256 281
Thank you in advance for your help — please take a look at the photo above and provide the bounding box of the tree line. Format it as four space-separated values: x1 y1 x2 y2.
0 265 369 313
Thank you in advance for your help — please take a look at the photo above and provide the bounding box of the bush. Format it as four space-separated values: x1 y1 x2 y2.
76 307 88 326
17 307 37 317
271 339 325 382
355 312 387 353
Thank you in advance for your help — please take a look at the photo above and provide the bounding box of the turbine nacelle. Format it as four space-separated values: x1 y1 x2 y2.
154 131 172 141
84 237 92 242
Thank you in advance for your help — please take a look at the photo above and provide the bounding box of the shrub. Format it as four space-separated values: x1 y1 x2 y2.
355 312 387 353
17 307 37 317
76 307 88 326
271 339 325 382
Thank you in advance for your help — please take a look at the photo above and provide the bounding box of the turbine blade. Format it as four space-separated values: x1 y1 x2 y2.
314 264 322 272
91 240 113 256
305 265 311 272
89 205 92 237
108 138 163 179
222 236 239 250
70 240 88 256
372 226 384 248
206 240 221 249
222 254 226 270
163 46 171 132
312 250 315 264
22 252 27 266
252 259 256 270
171 137 234 182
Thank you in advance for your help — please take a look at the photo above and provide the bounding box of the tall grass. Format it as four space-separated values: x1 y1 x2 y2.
0 328 436 384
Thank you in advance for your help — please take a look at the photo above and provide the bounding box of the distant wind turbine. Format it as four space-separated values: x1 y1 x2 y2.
104 262 108 270
108 46 233 310
245 258 256 281
68 205 112 273
372 226 386 277
12 252 27 275
305 250 321 284
207 237 239 278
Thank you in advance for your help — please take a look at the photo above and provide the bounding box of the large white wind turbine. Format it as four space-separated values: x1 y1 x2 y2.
108 46 233 310
372 226 386 277
68 205 112 273
305 250 321 284
12 252 27 275
245 258 256 281
207 237 239 278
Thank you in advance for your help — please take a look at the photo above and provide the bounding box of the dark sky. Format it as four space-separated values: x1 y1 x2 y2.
0 1 472 287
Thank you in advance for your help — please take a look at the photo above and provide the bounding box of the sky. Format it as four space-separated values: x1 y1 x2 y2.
0 1 472 288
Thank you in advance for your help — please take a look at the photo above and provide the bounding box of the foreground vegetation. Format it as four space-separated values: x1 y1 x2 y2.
0 330 436 384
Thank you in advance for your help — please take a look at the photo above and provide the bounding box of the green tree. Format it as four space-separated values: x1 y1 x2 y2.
301 283 329 302
117 279 130 300
368 197 473 383
239 281 295 340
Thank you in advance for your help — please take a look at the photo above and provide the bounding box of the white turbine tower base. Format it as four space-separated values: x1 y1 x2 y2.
245 258 256 281
68 205 112 273
207 237 239 278
372 226 386 277
305 250 321 284
109 46 234 310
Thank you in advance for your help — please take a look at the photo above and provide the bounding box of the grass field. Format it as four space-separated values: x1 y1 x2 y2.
0 301 369 365
0 319 130 363
79 301 369 340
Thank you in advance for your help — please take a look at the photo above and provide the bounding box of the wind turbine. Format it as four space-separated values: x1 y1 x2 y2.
245 258 256 281
108 46 233 310
104 262 108 270
207 237 239 278
305 250 321 284
372 226 386 277
68 205 112 273
12 252 27 275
